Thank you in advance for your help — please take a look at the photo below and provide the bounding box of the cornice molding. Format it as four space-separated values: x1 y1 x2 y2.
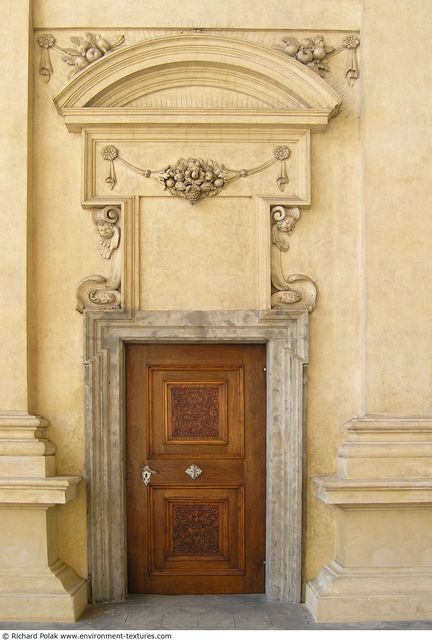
53 34 342 132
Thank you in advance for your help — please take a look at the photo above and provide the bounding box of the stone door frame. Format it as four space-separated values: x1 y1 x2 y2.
84 308 308 604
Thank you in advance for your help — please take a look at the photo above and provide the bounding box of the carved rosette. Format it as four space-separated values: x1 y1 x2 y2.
270 205 317 312
37 33 56 82
76 206 121 313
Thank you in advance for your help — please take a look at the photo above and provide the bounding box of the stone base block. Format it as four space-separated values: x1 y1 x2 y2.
0 561 87 622
306 561 432 623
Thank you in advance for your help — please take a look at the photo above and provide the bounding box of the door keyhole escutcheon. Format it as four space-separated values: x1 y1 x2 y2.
141 464 157 485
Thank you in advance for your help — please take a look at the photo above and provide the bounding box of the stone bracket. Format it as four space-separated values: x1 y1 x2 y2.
76 205 122 313
270 205 317 312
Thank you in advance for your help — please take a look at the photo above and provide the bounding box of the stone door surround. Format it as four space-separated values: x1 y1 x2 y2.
84 309 308 603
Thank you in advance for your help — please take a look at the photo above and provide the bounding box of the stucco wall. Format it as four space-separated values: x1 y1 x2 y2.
23 0 432 591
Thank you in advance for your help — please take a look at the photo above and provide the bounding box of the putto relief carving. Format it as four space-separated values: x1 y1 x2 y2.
76 206 121 313
101 145 291 203
281 34 360 86
270 205 317 312
37 32 125 81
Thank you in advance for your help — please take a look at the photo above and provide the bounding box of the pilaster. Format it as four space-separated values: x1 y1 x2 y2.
0 412 88 622
306 417 432 623
0 0 86 622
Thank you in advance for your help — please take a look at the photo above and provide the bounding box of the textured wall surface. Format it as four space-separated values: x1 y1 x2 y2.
23 0 432 595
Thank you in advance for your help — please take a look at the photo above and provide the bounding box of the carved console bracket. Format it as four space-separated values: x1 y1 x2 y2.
76 206 122 313
270 205 317 312
101 145 291 204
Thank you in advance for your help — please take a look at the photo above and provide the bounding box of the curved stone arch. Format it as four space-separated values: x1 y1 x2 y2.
54 34 342 130
87 64 306 109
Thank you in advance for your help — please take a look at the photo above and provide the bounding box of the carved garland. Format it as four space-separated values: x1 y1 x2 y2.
37 32 125 82
101 145 291 204
38 32 359 87
281 34 360 86
76 206 121 313
270 205 317 312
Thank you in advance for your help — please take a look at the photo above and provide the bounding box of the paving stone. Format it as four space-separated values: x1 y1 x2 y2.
159 608 200 629
123 611 164 629
1 596 432 630
233 609 273 629
197 611 236 629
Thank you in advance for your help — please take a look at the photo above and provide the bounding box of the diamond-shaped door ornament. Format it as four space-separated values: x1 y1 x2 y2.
185 464 203 480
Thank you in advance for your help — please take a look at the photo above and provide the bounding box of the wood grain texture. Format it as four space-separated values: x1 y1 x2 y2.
126 343 266 594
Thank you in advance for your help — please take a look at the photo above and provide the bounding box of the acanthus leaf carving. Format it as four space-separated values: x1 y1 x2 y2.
76 206 122 313
270 205 317 313
101 145 291 203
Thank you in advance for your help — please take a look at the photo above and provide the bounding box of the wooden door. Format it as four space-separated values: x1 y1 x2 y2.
125 343 266 594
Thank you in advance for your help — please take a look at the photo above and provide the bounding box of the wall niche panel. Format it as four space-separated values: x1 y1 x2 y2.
139 196 257 310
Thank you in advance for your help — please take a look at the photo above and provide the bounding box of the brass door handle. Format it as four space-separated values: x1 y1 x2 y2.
141 464 157 485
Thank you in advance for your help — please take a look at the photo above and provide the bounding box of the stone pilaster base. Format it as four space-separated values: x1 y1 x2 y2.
0 500 87 622
0 560 87 622
306 417 432 623
306 560 432 623
0 414 87 622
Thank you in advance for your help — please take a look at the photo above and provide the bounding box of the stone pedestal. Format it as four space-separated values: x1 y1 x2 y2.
0 1 87 622
0 414 87 622
306 417 432 623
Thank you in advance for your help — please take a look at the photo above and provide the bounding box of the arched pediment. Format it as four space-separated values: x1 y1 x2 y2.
54 34 342 131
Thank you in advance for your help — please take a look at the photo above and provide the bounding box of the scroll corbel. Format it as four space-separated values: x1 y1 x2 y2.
76 206 122 313
270 205 317 312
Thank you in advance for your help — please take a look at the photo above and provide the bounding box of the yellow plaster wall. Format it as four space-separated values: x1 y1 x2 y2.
363 0 432 414
0 0 32 411
140 197 259 310
33 0 361 31
28 0 432 590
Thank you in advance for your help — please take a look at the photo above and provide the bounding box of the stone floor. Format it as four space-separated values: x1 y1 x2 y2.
1 595 432 630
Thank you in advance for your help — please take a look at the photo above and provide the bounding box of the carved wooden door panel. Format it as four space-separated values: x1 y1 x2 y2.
126 343 266 594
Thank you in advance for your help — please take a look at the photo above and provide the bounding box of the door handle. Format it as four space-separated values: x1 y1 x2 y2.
141 464 157 485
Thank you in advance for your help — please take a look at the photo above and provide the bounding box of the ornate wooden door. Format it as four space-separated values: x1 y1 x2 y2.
126 343 266 594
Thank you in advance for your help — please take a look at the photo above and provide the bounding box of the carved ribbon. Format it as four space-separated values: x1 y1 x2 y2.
37 34 55 82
